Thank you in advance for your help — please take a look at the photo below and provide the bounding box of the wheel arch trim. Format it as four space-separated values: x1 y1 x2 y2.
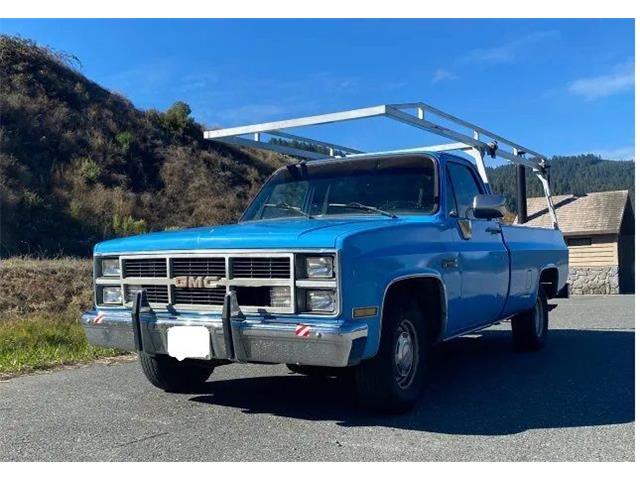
538 264 560 298
378 273 448 352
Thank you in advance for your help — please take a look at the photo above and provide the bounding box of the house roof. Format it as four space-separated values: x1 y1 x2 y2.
516 190 631 236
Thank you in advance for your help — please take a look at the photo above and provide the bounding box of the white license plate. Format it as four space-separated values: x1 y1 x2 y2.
167 326 211 361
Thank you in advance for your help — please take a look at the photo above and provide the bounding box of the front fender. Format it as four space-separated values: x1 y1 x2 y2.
345 266 448 360
338 221 451 360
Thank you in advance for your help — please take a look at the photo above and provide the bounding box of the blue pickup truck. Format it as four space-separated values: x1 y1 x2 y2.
82 103 569 412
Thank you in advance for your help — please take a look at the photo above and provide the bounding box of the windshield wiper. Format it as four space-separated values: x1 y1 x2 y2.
328 202 398 218
264 202 314 219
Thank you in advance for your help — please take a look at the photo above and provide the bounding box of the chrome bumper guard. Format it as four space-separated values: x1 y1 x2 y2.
81 301 368 368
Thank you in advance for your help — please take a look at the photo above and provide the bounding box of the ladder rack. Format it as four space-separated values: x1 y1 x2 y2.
204 102 558 228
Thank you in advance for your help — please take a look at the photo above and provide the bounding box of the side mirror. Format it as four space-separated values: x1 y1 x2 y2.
472 194 507 220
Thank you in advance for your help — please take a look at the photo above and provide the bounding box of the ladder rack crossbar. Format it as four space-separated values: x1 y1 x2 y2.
204 102 545 169
204 105 388 140
213 136 329 160
388 102 545 159
266 130 363 154
203 101 558 228
383 106 542 170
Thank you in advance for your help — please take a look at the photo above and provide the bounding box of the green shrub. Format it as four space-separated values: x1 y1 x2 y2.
69 198 82 219
113 213 147 236
22 191 43 207
78 157 102 184
115 131 135 153
163 101 192 134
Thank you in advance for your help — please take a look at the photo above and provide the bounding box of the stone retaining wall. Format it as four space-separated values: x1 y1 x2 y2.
568 266 619 295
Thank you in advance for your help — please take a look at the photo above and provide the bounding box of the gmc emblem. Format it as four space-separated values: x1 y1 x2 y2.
174 276 221 288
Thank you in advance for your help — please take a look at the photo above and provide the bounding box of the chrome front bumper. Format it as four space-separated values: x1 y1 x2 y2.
81 309 368 367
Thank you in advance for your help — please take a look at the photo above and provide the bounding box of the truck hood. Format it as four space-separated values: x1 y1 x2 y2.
94 216 405 254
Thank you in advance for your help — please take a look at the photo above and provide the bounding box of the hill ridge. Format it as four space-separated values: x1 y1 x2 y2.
0 35 284 256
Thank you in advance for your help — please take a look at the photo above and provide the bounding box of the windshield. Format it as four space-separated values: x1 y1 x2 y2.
242 155 438 221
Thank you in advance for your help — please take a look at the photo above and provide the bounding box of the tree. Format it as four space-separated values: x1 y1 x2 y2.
162 101 199 140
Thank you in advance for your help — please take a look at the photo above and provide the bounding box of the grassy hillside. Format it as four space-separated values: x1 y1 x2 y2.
0 35 285 257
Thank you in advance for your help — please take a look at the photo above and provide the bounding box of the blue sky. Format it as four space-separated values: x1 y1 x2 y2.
0 18 635 163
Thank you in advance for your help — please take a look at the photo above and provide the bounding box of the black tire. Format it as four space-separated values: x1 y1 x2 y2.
511 287 549 351
139 352 215 392
286 364 348 377
354 296 429 413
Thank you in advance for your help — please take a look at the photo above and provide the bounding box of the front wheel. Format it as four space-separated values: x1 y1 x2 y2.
511 287 549 351
354 296 429 413
139 352 215 392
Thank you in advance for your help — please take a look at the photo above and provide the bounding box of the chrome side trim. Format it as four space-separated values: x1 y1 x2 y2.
93 248 339 257
295 279 337 289
378 273 448 351
440 321 496 342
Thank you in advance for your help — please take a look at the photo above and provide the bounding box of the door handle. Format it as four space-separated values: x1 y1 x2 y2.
485 225 502 235
441 257 459 269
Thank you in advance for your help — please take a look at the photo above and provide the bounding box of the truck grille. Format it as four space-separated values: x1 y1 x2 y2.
171 257 225 277
114 253 295 312
231 257 290 279
123 258 167 278
125 285 169 304
173 286 227 306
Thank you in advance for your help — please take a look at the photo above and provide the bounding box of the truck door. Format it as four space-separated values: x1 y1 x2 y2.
444 160 510 333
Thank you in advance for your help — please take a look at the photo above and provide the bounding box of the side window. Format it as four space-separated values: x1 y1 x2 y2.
446 171 458 217
447 163 483 219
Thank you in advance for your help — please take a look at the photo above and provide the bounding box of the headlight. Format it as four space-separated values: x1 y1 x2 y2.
305 256 334 279
270 286 291 308
101 286 123 305
101 258 121 277
306 290 336 312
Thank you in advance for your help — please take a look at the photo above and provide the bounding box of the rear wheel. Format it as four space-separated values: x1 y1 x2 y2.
511 287 548 351
139 352 215 392
355 296 429 413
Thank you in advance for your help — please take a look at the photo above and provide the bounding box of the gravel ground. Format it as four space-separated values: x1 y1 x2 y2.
0 295 634 461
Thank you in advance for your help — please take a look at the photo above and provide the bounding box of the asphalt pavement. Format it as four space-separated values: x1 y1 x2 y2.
0 295 634 461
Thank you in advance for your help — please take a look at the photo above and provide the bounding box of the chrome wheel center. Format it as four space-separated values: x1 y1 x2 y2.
394 320 419 389
395 332 414 376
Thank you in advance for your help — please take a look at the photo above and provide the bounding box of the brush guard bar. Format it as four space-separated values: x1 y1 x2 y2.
86 290 368 367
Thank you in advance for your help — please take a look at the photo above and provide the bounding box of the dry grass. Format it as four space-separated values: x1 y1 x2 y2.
0 256 93 315
0 257 127 376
